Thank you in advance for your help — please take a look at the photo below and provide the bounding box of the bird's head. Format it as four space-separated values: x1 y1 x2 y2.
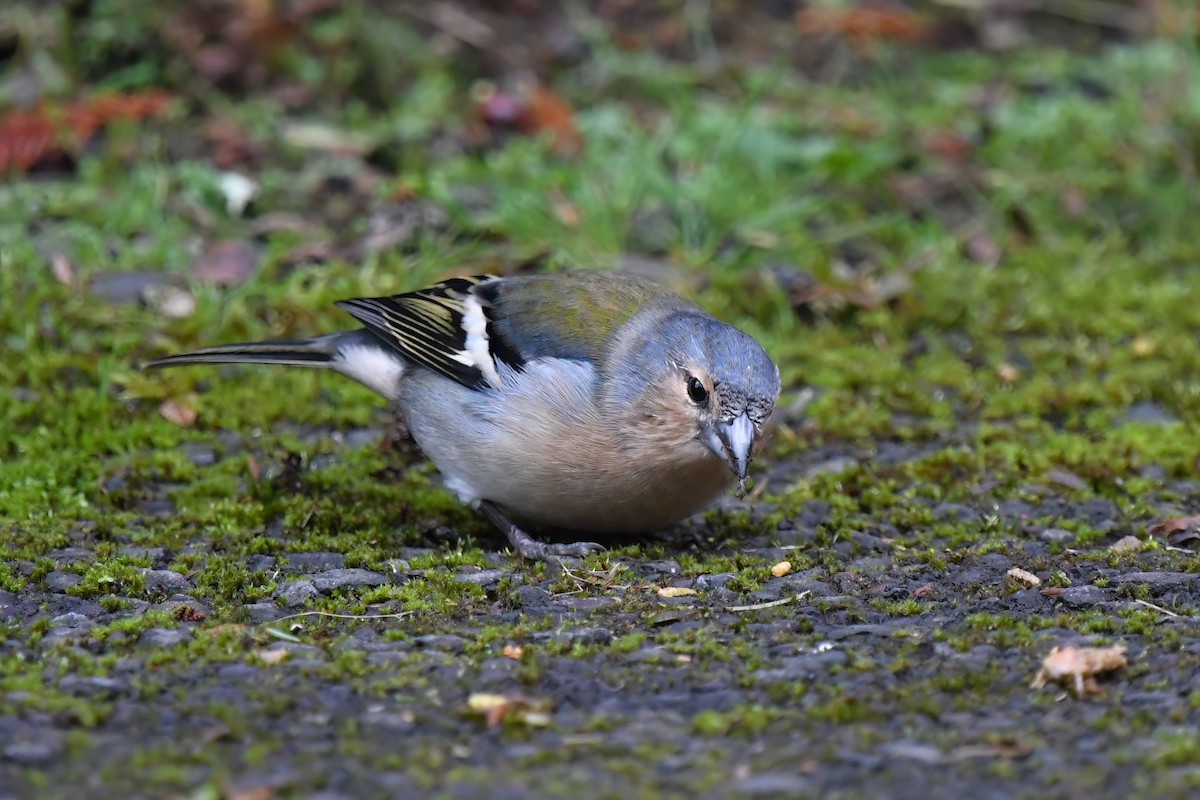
615 312 781 492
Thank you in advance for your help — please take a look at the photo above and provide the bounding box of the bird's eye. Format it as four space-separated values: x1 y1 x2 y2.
686 376 709 406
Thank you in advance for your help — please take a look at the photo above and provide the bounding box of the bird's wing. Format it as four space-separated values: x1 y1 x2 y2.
337 271 691 392
336 275 526 391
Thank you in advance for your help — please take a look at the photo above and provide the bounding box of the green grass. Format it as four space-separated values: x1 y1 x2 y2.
3 2 1200 794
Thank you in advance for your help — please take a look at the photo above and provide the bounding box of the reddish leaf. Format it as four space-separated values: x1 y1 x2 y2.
518 86 582 155
1147 515 1200 548
0 91 172 173
795 7 928 46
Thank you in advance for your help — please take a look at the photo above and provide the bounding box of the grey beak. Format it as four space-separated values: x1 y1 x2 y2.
701 412 756 481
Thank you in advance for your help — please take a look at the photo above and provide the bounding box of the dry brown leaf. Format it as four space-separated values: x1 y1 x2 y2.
1147 514 1200 549
1006 567 1041 588
519 86 582 156
795 7 928 46
466 693 552 729
160 397 198 427
1030 645 1128 698
0 91 172 173
911 584 935 599
657 586 698 597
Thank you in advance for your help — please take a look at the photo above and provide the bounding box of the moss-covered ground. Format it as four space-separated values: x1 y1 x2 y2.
3 2 1200 797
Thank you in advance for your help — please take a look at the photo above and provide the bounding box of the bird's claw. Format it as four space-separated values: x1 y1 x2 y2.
480 501 606 562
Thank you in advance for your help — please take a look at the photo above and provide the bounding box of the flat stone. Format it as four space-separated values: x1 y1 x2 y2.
310 568 387 593
516 585 554 608
556 596 617 612
119 546 169 565
731 774 813 797
48 547 95 565
51 612 93 629
451 568 511 586
3 734 63 764
58 675 126 698
1038 528 1075 543
532 627 612 646
412 634 467 653
137 627 192 648
284 552 345 573
244 602 287 623
277 580 319 608
43 571 80 592
1113 572 1199 587
144 569 192 597
882 741 945 765
1056 587 1108 606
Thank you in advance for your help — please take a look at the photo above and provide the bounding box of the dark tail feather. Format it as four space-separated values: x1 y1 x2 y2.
142 332 349 370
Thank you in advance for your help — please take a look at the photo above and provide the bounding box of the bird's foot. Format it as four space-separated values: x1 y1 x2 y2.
480 502 605 562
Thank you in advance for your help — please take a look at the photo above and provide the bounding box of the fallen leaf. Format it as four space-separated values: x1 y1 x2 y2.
49 252 77 288
657 586 698 597
254 648 290 665
192 240 260 286
466 693 552 729
0 91 172 173
1006 567 1041 588
1030 645 1128 698
771 561 793 578
1147 514 1200 549
518 86 583 155
795 7 928 46
160 397 198 428
911 584 935 599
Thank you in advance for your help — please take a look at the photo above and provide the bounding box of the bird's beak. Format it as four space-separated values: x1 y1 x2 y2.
701 412 756 484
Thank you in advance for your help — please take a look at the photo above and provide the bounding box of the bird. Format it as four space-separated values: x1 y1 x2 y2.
144 270 782 560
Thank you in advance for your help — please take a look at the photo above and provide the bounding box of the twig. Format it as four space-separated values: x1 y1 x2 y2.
1132 598 1181 619
726 590 811 613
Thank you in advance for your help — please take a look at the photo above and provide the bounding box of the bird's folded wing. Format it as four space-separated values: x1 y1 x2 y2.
336 275 526 391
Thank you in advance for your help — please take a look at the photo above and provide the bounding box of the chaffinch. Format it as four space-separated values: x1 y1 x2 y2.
145 271 781 560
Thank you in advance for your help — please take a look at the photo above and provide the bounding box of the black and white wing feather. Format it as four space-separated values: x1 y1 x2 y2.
335 276 525 391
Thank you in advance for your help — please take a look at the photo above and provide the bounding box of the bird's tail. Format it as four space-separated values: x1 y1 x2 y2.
142 330 404 400
142 332 348 369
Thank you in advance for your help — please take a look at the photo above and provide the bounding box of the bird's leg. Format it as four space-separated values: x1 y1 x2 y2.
479 501 605 561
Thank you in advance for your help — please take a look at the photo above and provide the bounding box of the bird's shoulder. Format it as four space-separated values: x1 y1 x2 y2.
335 270 693 392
